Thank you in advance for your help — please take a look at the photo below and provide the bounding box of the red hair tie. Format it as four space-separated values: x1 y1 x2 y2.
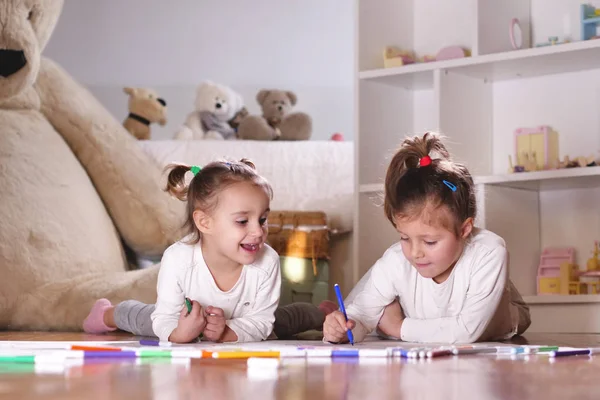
419 155 432 167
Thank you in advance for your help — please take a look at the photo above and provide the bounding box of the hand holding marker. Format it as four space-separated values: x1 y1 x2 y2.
334 284 354 345
185 297 203 339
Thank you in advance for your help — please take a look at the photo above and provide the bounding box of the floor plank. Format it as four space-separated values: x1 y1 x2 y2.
1 331 599 400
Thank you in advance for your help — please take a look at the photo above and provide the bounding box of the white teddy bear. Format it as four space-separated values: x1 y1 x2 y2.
174 81 244 140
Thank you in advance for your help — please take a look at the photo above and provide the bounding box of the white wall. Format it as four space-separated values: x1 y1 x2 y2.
44 0 355 141
531 0 600 44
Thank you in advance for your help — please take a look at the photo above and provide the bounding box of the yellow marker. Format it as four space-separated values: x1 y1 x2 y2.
211 351 280 359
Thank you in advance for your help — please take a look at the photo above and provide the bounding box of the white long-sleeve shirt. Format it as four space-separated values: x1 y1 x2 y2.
345 228 522 344
150 239 281 343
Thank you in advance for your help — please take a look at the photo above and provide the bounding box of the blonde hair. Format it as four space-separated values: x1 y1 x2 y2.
384 132 476 236
164 159 273 244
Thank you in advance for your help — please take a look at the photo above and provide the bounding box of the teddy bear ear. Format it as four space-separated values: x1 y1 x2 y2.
256 90 270 105
286 91 297 106
196 81 213 94
123 87 135 96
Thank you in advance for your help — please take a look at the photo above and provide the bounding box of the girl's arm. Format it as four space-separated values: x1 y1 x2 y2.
224 257 281 342
344 250 400 342
400 246 508 344
151 247 186 342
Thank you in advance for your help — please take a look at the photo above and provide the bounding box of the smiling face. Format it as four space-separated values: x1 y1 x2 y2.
194 181 271 268
394 204 472 283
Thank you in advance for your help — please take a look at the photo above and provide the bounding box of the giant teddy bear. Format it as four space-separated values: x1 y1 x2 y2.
0 0 185 330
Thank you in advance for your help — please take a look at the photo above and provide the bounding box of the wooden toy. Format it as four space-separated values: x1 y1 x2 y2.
514 126 559 171
383 46 416 68
587 241 599 272
521 151 539 172
581 4 600 40
537 247 576 295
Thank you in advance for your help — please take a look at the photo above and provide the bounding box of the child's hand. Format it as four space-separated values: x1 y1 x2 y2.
323 310 356 344
376 298 405 339
169 300 206 343
203 306 226 342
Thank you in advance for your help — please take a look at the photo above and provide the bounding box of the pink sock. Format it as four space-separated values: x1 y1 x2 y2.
83 299 117 334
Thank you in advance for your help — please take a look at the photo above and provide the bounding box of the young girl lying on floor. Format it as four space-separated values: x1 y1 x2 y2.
83 159 335 343
324 132 531 344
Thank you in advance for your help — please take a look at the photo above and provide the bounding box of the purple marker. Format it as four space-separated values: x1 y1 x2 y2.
140 340 160 346
83 351 137 359
550 349 591 357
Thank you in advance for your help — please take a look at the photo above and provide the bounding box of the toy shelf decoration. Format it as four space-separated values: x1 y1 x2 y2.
581 4 600 41
537 247 577 295
511 125 559 172
382 45 469 68
537 242 600 295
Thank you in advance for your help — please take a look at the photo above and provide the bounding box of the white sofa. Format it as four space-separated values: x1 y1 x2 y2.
139 139 355 295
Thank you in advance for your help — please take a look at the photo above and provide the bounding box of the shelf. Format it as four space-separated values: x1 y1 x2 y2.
474 166 600 191
360 167 600 193
359 39 600 89
523 295 600 304
359 183 384 193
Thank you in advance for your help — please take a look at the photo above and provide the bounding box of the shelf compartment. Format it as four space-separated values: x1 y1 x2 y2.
360 39 600 88
523 294 600 304
474 166 600 191
360 166 600 192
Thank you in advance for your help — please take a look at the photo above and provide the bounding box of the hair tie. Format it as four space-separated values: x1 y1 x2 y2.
190 165 202 176
443 180 457 192
419 155 432 167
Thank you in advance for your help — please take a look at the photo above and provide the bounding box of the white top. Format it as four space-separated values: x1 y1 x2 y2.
150 238 281 343
345 228 521 344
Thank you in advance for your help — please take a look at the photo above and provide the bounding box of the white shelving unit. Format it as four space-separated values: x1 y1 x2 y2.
354 0 600 333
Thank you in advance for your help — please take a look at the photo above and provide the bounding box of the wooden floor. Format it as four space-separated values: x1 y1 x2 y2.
1 331 600 400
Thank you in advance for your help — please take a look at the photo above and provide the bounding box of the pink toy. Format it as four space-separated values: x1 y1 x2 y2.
331 133 344 142
537 247 575 294
436 46 468 61
509 18 523 49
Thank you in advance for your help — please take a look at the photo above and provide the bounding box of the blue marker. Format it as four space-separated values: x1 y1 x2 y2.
332 350 359 357
334 283 354 345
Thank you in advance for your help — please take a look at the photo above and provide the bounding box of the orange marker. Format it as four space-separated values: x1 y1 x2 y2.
70 345 122 352
211 351 280 359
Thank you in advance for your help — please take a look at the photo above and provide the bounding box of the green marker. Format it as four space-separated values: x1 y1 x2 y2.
0 356 36 364
138 350 172 358
525 346 559 354
184 297 203 339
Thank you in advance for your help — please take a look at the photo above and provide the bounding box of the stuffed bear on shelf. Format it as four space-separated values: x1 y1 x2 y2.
238 89 312 141
122 87 167 140
174 81 244 140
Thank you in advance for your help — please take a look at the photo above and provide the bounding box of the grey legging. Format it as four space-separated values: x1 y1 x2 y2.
114 300 325 339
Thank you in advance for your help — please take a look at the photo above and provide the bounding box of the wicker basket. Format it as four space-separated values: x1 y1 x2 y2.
267 211 330 275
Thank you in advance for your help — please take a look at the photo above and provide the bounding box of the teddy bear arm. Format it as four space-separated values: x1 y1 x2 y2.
184 112 204 135
35 57 185 256
199 111 235 138
8 266 160 331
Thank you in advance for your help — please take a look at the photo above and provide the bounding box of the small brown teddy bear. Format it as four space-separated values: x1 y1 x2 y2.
123 87 167 140
228 106 249 131
237 89 312 141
